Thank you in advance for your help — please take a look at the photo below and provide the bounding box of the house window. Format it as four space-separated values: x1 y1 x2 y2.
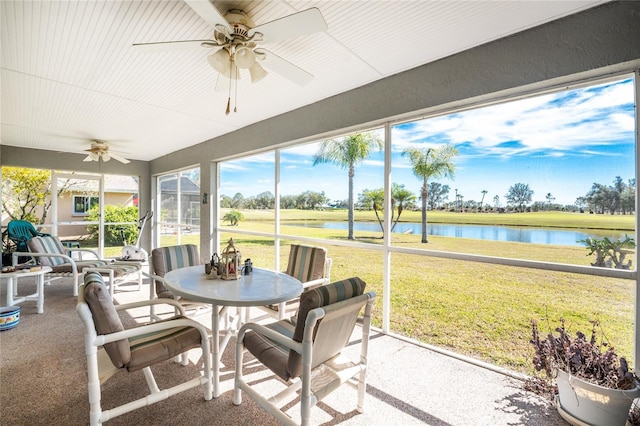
73 196 98 215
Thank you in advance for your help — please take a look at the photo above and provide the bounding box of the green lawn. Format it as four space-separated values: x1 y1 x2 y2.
108 209 636 376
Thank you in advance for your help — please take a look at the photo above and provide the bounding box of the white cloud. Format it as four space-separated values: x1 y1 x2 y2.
391 78 634 159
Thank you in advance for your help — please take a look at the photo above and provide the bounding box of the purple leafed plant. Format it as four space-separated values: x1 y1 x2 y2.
529 318 636 390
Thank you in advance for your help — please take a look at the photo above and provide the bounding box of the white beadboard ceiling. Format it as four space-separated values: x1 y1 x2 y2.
0 0 607 162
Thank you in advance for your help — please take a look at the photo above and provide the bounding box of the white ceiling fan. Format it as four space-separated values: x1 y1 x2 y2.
83 141 131 164
133 1 328 114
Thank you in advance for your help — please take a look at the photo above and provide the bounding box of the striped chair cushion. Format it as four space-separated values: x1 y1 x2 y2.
50 259 109 273
126 322 202 372
243 320 296 381
151 245 199 297
287 277 366 379
27 236 67 267
285 244 326 283
103 262 142 277
83 272 130 368
245 277 367 381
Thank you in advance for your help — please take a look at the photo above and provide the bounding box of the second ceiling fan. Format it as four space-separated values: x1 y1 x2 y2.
133 1 328 114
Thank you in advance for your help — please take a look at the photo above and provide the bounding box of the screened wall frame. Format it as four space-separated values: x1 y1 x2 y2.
210 69 639 369
154 167 202 248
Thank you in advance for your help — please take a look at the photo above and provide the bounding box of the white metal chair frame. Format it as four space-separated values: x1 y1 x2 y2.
77 285 213 425
145 251 211 321
13 248 142 297
259 255 333 321
234 291 376 426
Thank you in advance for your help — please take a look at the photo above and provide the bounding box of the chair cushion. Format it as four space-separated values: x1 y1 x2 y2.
83 272 131 368
243 321 296 381
151 245 199 296
286 244 326 283
126 319 202 372
286 277 366 379
27 236 67 266
50 259 109 273
98 262 142 277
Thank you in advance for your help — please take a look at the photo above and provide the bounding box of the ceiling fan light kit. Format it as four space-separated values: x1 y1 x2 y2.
133 4 327 114
83 141 131 164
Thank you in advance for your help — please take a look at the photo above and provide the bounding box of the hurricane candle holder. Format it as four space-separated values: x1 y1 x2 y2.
220 238 242 280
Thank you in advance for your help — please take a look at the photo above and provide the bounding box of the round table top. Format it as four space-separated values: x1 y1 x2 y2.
163 265 302 307
0 266 52 278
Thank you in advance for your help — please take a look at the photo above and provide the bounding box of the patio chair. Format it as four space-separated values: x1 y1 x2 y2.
3 219 50 257
257 244 332 321
13 235 142 297
148 244 210 320
234 277 376 426
77 272 212 425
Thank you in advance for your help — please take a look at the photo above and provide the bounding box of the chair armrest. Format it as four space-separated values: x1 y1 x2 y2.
145 272 164 282
67 248 100 260
237 322 303 354
12 251 77 272
94 317 211 347
301 277 328 290
115 298 187 316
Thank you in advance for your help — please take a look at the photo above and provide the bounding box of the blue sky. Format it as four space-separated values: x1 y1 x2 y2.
221 76 636 206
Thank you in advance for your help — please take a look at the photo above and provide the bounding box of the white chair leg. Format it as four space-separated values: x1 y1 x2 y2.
86 347 103 426
142 367 161 394
233 343 244 405
107 270 115 298
357 367 366 413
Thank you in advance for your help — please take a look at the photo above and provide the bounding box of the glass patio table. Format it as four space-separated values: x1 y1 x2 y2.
163 265 302 397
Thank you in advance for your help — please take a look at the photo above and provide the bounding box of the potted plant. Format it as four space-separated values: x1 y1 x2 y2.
528 319 640 426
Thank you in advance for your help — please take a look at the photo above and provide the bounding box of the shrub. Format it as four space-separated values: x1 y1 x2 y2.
579 235 635 269
86 205 139 245
223 210 244 226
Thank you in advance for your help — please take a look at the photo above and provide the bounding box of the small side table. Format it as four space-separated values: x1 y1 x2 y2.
0 266 52 314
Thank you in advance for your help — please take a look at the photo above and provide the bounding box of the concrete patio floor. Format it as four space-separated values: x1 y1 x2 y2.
1 274 566 425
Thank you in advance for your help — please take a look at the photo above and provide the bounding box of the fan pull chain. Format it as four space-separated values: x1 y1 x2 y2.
226 57 233 115
234 64 239 113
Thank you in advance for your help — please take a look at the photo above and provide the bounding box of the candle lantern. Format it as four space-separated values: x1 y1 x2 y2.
220 238 242 280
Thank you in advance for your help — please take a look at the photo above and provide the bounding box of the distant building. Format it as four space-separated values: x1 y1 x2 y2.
159 175 201 227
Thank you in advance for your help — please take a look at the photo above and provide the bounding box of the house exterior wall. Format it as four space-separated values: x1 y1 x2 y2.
54 191 135 238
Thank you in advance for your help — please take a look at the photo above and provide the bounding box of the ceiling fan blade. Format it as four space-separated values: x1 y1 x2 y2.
132 40 215 52
83 154 93 162
250 8 327 44
110 152 131 164
184 0 231 31
257 48 313 86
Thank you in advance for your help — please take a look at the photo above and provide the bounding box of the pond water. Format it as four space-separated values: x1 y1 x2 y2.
287 221 629 247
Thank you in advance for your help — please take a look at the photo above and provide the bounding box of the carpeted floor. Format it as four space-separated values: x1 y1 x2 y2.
0 276 566 425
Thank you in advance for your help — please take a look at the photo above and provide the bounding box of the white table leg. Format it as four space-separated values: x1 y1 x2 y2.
5 277 15 306
212 303 220 398
36 273 44 314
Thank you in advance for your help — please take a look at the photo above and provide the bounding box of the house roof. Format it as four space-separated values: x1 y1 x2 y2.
59 175 139 193
160 176 200 194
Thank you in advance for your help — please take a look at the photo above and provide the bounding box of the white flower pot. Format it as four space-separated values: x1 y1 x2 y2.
556 369 640 426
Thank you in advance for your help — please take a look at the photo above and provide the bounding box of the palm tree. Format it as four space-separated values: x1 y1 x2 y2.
359 188 385 232
402 144 458 243
479 190 488 212
313 132 383 240
391 183 417 232
359 184 417 235
223 210 244 226
545 192 555 210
